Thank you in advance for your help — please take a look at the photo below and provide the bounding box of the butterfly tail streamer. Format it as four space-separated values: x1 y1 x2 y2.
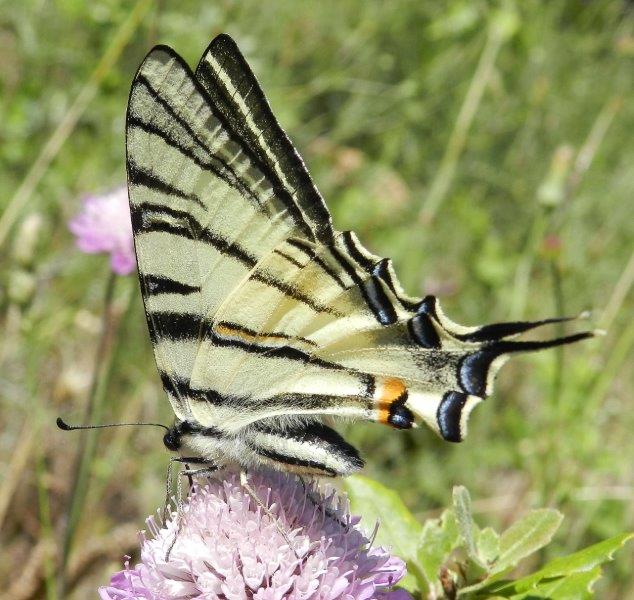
404 305 596 442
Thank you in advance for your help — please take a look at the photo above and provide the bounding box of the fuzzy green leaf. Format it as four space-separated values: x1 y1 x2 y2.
507 532 633 592
477 527 500 565
492 509 563 573
531 566 601 599
472 567 600 599
459 533 632 598
453 486 481 564
417 509 460 587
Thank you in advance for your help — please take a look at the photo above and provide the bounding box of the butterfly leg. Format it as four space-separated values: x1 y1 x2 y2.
180 464 220 480
165 458 218 562
239 469 301 559
164 456 206 521
179 462 220 501
298 475 349 530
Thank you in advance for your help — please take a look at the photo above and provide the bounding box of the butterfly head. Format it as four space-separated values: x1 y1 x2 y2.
162 420 207 452
163 423 183 451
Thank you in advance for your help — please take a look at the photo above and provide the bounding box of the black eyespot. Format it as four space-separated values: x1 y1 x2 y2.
437 391 468 442
388 394 414 429
388 407 414 429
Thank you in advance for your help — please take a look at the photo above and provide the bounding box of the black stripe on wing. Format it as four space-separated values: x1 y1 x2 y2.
128 115 267 208
215 320 319 347
127 44 316 241
340 231 420 318
146 311 204 343
273 248 305 269
210 328 342 371
159 372 222 404
250 271 342 316
143 274 201 296
250 420 364 476
286 238 347 290
129 203 258 268
147 310 341 369
195 34 334 243
330 242 398 326
130 76 265 211
249 444 338 477
372 258 420 312
127 161 206 210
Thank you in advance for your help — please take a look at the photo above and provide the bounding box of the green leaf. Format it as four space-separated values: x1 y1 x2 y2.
461 533 633 598
477 527 500 565
532 566 601 599
453 486 481 564
417 509 460 587
344 475 422 562
492 509 563 573
477 567 600 599
507 532 634 592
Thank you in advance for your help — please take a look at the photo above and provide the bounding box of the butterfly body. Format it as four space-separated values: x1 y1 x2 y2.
127 34 591 477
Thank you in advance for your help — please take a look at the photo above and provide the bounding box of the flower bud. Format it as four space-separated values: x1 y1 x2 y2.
12 212 45 268
537 145 573 208
7 269 37 306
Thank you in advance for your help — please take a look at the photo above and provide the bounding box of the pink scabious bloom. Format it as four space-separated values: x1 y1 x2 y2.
68 186 135 275
99 470 410 600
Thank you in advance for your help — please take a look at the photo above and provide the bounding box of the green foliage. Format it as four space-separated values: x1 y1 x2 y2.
346 479 633 599
345 475 422 562
417 509 460 586
493 508 563 574
1 0 632 596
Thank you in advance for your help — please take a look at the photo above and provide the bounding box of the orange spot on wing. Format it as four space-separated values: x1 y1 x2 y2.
215 323 255 343
377 377 407 425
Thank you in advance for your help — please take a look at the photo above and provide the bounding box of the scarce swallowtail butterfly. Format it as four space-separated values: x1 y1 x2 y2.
124 34 593 478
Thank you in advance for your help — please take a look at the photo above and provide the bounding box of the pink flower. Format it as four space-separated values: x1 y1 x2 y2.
68 187 135 275
100 470 410 600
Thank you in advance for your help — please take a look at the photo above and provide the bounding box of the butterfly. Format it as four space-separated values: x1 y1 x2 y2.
125 33 592 478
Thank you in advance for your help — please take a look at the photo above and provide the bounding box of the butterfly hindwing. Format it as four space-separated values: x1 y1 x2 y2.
187 221 592 441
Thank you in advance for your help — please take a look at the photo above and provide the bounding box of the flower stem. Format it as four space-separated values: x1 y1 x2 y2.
418 22 506 225
36 443 58 600
59 271 118 594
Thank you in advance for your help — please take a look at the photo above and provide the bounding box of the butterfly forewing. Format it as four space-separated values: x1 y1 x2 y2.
195 33 333 243
126 46 317 419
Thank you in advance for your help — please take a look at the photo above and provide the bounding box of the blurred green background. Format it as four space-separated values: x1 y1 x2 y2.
1 0 632 597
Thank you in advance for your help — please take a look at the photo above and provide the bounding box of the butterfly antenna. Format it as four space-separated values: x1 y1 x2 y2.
56 417 169 432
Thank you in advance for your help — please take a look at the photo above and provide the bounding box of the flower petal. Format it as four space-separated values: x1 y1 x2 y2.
100 471 408 599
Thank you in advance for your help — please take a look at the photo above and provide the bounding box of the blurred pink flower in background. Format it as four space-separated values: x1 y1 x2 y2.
68 186 135 275
99 470 410 600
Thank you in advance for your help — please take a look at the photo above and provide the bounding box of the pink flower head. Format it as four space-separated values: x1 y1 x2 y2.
68 186 135 275
100 470 410 600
